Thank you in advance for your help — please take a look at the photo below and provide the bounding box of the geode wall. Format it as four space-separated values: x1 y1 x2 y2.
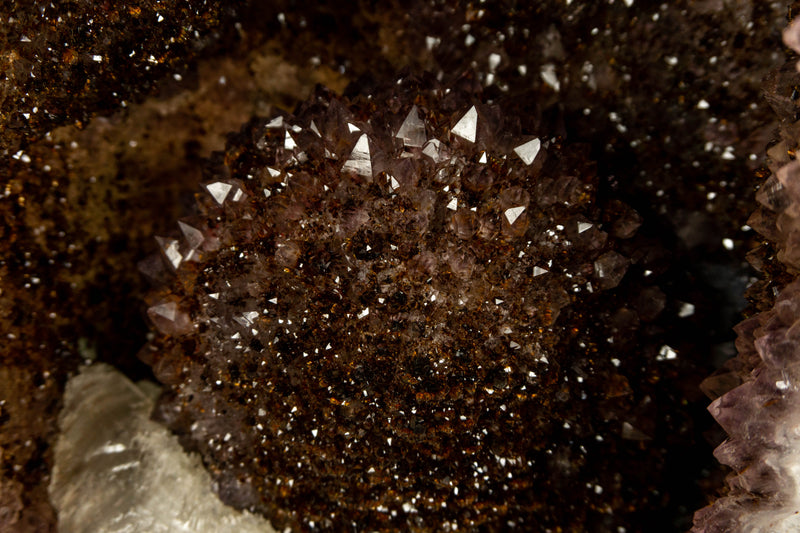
0 1 793 532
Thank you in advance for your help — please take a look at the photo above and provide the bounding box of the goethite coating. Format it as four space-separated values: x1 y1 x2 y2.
142 78 651 531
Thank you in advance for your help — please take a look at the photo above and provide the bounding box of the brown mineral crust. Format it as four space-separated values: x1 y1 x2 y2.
141 77 684 532
0 0 249 154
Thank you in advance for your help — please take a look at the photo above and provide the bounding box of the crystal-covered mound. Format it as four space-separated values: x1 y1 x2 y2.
49 364 273 533
141 77 661 531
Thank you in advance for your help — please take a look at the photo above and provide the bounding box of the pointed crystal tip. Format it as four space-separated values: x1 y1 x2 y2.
514 138 542 166
452 106 478 143
342 134 372 177
396 105 427 148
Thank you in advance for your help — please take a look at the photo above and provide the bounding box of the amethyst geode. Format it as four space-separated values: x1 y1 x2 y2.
691 11 800 532
142 78 665 531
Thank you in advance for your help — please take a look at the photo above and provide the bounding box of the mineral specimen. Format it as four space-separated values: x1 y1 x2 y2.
691 6 800 532
0 0 244 152
0 0 790 530
142 76 679 531
50 363 274 533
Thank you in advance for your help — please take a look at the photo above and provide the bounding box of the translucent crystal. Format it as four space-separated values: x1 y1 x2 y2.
146 300 192 336
593 251 629 290
205 182 233 205
513 138 541 165
396 105 427 148
178 221 204 250
504 206 526 225
49 364 274 533
155 236 181 270
342 134 372 177
452 106 478 143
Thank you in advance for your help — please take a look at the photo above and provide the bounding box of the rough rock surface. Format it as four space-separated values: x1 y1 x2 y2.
0 0 244 152
0 1 793 531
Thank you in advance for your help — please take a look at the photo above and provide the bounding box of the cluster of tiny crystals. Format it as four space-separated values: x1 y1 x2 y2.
142 79 642 531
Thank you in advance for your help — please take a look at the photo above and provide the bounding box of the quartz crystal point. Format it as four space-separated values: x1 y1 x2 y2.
49 364 273 533
142 79 662 531
692 13 800 532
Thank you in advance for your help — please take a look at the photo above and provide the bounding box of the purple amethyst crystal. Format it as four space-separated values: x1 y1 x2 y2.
692 10 800 532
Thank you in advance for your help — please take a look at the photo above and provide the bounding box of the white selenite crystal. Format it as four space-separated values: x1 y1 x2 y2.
49 364 275 533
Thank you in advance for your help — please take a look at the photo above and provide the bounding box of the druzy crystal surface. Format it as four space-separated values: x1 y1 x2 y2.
141 77 674 531
1 0 791 530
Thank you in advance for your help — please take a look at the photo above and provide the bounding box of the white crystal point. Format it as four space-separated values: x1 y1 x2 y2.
178 221 204 250
284 130 297 150
514 138 541 165
396 105 427 148
422 138 447 163
540 64 560 91
578 222 593 234
533 266 549 277
342 134 372 177
50 364 275 533
504 206 526 225
205 181 232 204
149 300 180 321
266 115 284 129
452 106 478 143
155 236 182 269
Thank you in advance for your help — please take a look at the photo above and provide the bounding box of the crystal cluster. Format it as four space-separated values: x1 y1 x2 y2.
0 1 790 530
139 76 679 531
691 9 800 532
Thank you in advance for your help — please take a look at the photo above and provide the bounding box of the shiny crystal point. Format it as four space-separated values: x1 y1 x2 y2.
205 182 232 204
178 221 204 250
452 106 478 143
396 105 427 148
504 206 526 225
284 130 297 150
155 236 181 269
342 134 372 177
514 138 541 165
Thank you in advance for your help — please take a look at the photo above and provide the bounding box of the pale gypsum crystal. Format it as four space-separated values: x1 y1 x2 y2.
49 364 274 533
